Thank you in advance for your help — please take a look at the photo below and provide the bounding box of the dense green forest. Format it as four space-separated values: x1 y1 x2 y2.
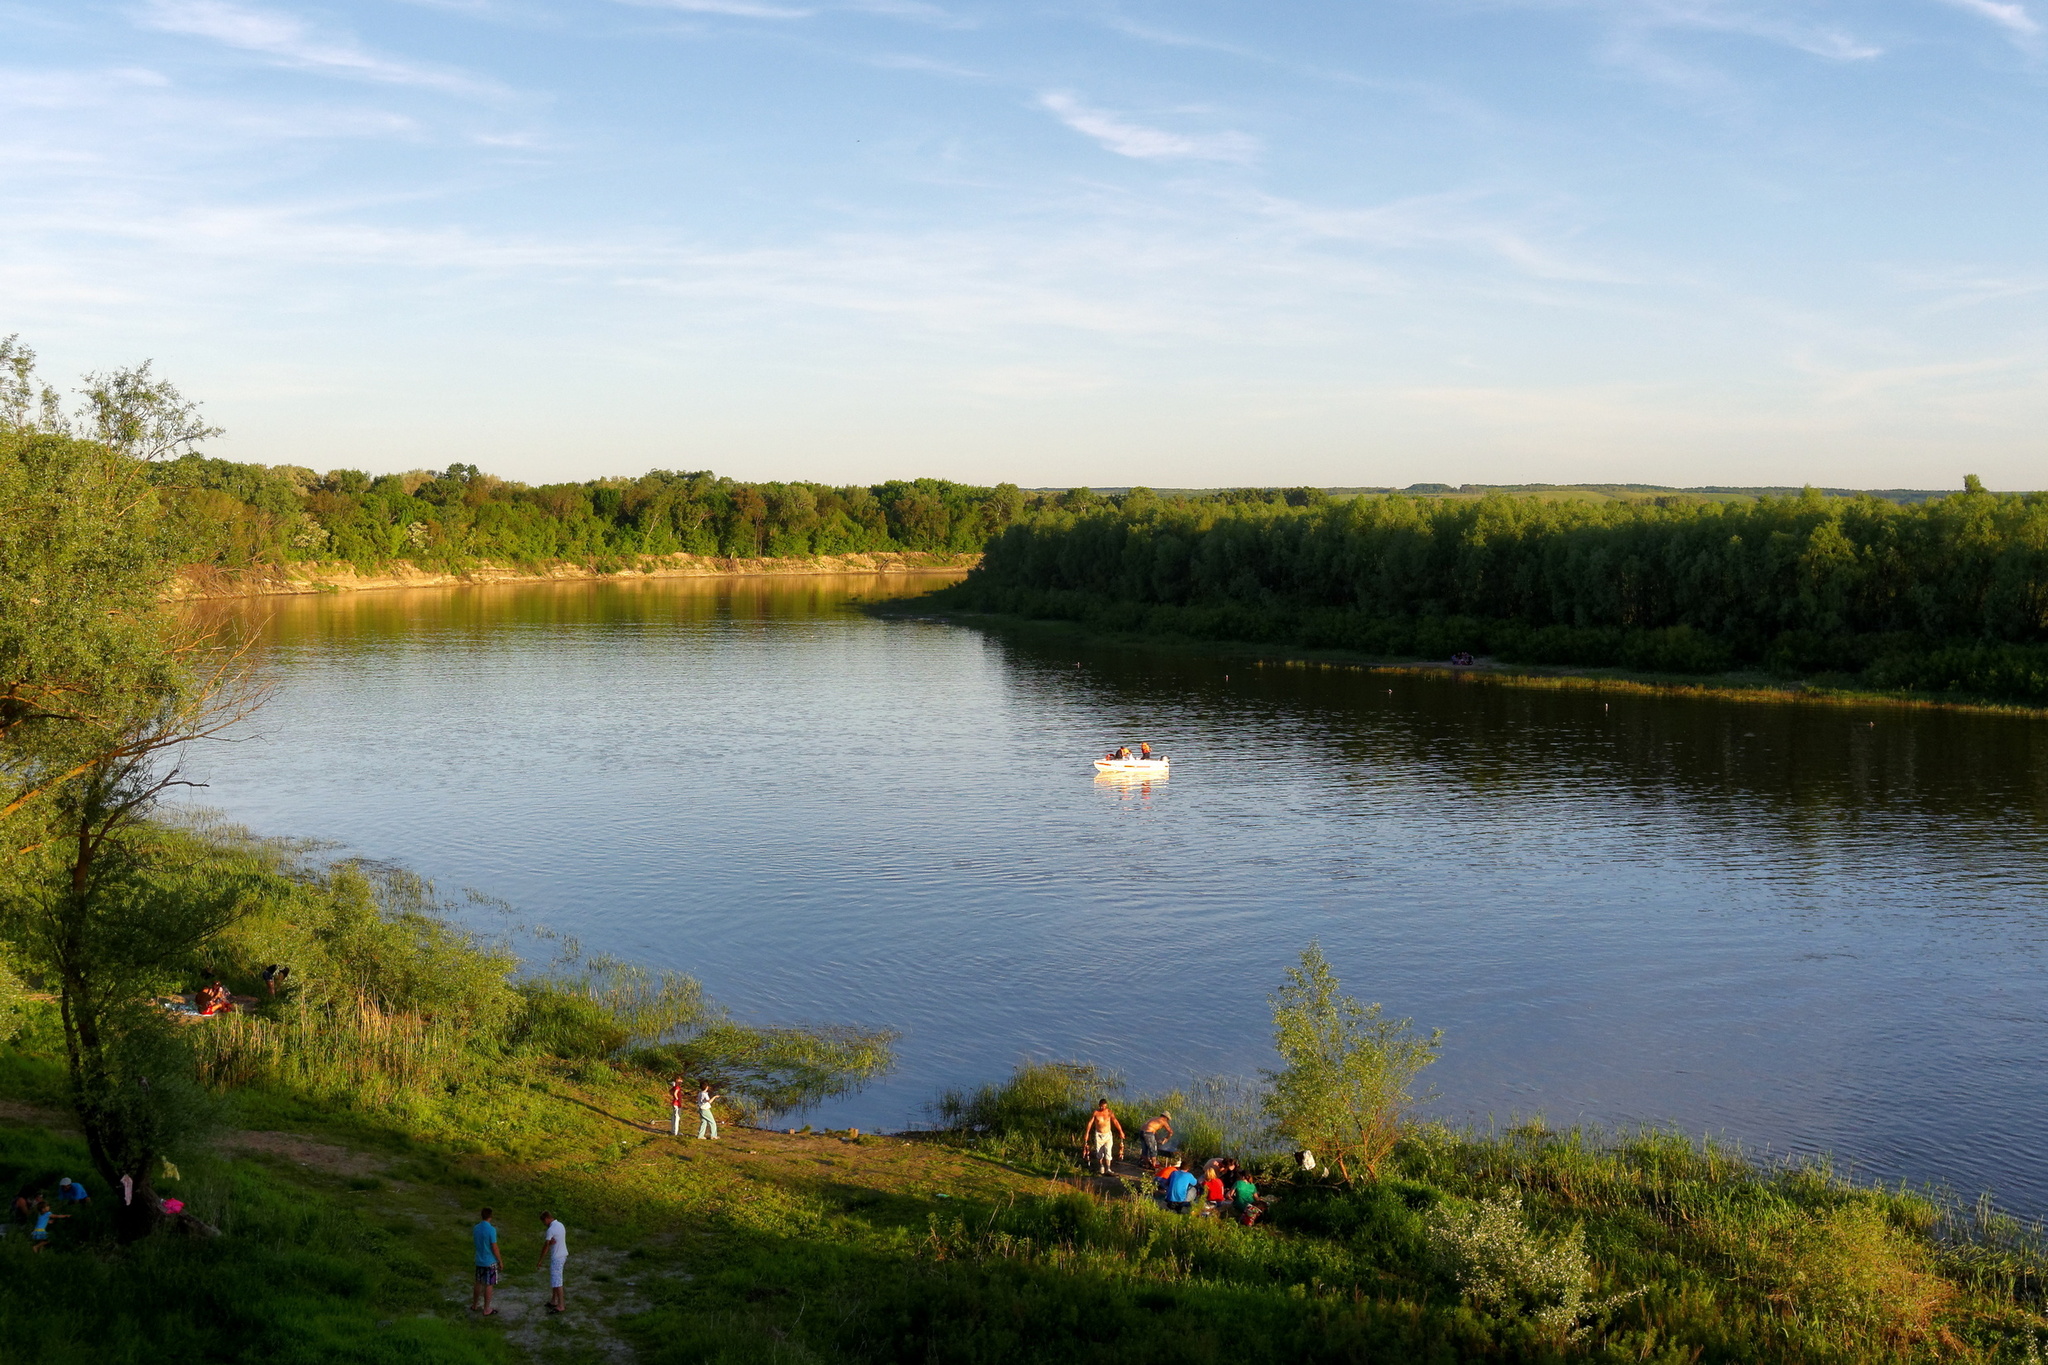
934 484 2048 703
149 456 1032 572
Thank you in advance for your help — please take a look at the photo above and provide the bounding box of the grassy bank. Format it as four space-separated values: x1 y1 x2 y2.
5 1035 2048 1364
5 828 2048 1362
883 597 2048 721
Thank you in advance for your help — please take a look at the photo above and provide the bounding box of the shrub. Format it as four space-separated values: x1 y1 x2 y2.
1768 1201 1956 1345
1426 1189 1611 1338
508 984 628 1059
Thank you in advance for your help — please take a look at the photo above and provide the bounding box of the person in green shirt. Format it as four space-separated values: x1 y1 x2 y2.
1231 1175 1261 1225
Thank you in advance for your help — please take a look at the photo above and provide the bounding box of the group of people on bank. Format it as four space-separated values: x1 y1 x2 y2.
468 1206 570 1316
1081 1101 1265 1225
669 1076 721 1139
187 964 291 1016
8 1176 90 1249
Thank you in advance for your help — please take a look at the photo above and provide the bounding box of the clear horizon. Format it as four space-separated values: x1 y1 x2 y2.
7 1 2046 489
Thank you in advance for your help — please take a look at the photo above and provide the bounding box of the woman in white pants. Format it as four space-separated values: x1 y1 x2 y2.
696 1083 720 1139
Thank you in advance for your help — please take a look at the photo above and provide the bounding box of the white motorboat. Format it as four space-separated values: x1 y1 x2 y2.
1093 756 1169 774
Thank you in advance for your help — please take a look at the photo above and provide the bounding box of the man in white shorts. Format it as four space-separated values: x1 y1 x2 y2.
1081 1099 1124 1176
536 1210 568 1313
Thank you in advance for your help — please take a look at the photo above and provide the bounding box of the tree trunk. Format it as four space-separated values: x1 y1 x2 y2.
113 1172 164 1243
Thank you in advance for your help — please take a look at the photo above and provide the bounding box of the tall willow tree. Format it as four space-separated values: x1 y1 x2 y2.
0 336 257 1238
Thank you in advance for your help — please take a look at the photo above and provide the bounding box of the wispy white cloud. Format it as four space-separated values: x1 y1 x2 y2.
1247 188 1628 284
1038 91 1257 162
1892 265 2048 311
865 52 988 78
612 0 967 21
1098 14 1266 61
133 0 507 94
0 64 422 142
1492 0 1882 63
846 0 967 25
1935 0 2040 37
612 0 817 18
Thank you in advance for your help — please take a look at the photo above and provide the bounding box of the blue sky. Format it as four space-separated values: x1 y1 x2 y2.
4 1 2045 487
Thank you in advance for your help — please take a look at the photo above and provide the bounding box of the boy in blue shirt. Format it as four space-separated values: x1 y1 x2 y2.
1160 1159 1198 1215
470 1207 502 1314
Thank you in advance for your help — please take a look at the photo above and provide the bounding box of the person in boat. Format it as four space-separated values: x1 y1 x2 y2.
1138 743 1153 760
1115 746 1132 760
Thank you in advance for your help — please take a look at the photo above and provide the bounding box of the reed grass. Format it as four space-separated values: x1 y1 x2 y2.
193 994 472 1116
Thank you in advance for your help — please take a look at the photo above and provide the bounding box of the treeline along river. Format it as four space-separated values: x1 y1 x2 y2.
174 574 2048 1215
948 487 2048 701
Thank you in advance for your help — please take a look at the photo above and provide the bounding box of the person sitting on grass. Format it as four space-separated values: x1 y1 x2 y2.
470 1207 502 1315
197 980 234 1015
1230 1169 1262 1226
1162 1159 1198 1215
1198 1166 1227 1217
55 1177 87 1205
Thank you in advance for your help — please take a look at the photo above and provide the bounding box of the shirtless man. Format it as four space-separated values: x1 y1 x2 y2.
1081 1099 1124 1176
1140 1112 1174 1169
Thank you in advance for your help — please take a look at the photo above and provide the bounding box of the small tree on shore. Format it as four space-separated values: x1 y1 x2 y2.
1 338 259 1239
1262 942 1441 1181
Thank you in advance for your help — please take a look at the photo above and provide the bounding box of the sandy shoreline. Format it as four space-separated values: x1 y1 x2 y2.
167 551 979 601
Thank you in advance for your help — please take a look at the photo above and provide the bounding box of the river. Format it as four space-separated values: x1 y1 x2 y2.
175 573 2048 1214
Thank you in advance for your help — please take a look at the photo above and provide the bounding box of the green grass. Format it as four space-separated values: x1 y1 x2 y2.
0 1115 513 1365
8 1038 2048 1363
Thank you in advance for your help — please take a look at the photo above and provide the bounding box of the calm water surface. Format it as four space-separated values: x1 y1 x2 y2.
175 576 2048 1212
